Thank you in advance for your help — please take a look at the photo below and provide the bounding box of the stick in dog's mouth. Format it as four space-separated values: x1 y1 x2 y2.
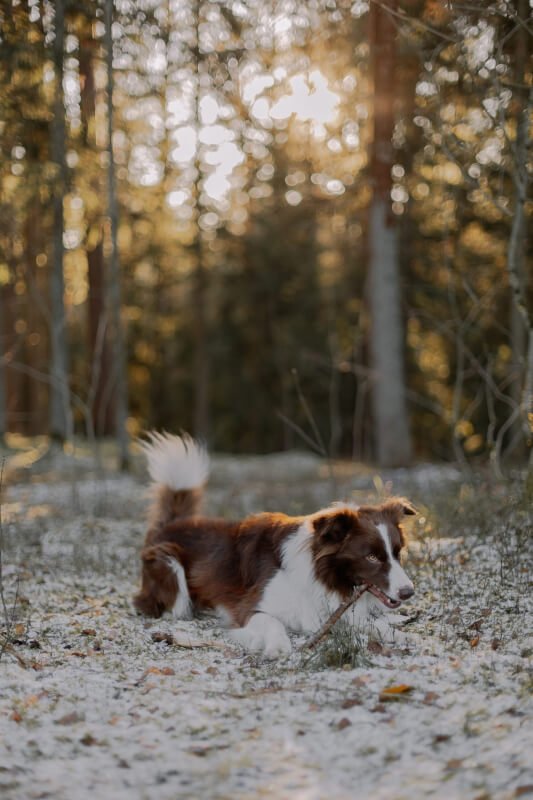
366 585 402 609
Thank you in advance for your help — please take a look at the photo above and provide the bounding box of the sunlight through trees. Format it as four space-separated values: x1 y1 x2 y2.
0 0 530 470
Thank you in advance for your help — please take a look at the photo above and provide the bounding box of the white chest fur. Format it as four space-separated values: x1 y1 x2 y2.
257 523 340 632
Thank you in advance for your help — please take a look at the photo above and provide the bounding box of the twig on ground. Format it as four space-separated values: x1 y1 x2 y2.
299 584 368 651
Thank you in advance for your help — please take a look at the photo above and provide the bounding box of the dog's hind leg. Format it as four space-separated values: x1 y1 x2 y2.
133 542 191 619
166 557 193 620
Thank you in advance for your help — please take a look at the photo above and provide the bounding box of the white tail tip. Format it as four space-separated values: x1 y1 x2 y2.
140 431 209 491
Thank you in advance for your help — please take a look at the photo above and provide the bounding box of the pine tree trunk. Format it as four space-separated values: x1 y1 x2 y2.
87 241 114 435
49 0 69 443
192 0 209 440
368 0 412 467
105 0 129 469
0 283 6 444
522 332 533 473
506 0 531 463
193 240 209 440
79 32 114 437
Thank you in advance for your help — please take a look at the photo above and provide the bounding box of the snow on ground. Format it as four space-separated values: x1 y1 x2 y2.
0 452 532 800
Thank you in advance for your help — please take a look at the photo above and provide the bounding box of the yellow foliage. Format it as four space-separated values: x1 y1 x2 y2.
464 434 484 454
455 420 473 438
0 263 10 286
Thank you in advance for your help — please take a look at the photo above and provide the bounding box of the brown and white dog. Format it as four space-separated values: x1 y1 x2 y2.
134 433 416 657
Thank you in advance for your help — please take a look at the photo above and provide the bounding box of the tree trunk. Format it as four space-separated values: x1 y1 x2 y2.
79 31 114 437
367 0 412 467
87 241 114 435
192 239 210 440
24 201 49 435
105 0 129 469
0 283 6 444
506 0 531 464
191 0 210 441
49 0 69 443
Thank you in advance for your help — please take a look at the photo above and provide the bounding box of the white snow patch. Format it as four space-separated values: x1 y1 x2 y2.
0 460 531 800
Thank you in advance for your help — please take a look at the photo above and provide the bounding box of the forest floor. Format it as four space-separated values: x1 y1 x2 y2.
0 441 531 800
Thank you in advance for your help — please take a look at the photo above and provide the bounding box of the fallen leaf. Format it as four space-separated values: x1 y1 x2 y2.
341 697 361 709
78 608 104 616
56 711 84 725
379 684 414 701
446 759 463 770
14 623 26 637
22 694 41 708
515 787 533 798
81 629 96 637
368 640 391 656
336 717 352 731
10 710 22 723
187 744 230 757
3 644 28 668
243 728 261 739
141 666 175 680
80 733 98 746
433 733 451 744
351 676 370 687
470 635 480 648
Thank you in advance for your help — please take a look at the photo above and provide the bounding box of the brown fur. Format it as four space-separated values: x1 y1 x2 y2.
147 486 203 530
134 485 415 625
134 508 301 626
311 503 412 598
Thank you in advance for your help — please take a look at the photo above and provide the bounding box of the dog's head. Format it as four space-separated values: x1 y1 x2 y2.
311 498 416 608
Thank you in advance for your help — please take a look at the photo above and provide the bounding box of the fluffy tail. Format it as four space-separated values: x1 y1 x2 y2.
140 432 210 529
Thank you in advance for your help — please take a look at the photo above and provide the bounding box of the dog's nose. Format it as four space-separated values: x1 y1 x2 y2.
398 586 414 600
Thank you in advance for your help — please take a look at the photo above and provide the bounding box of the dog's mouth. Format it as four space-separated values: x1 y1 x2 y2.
367 585 402 609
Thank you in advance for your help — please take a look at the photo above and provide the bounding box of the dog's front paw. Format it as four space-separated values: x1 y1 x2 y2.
263 626 292 658
228 613 292 659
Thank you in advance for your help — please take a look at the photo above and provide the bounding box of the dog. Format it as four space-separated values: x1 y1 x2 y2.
133 432 416 657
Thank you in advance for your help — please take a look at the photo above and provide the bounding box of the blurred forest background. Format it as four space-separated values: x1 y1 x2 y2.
0 0 531 471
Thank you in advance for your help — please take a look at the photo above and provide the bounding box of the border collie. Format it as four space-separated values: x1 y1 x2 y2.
133 433 416 657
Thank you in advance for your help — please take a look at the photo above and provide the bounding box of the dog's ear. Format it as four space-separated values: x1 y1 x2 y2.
313 511 355 544
381 498 417 523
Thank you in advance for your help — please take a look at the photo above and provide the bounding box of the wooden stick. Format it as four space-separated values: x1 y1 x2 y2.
299 584 369 651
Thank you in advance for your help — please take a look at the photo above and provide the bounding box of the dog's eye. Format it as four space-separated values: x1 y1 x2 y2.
366 554 380 563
